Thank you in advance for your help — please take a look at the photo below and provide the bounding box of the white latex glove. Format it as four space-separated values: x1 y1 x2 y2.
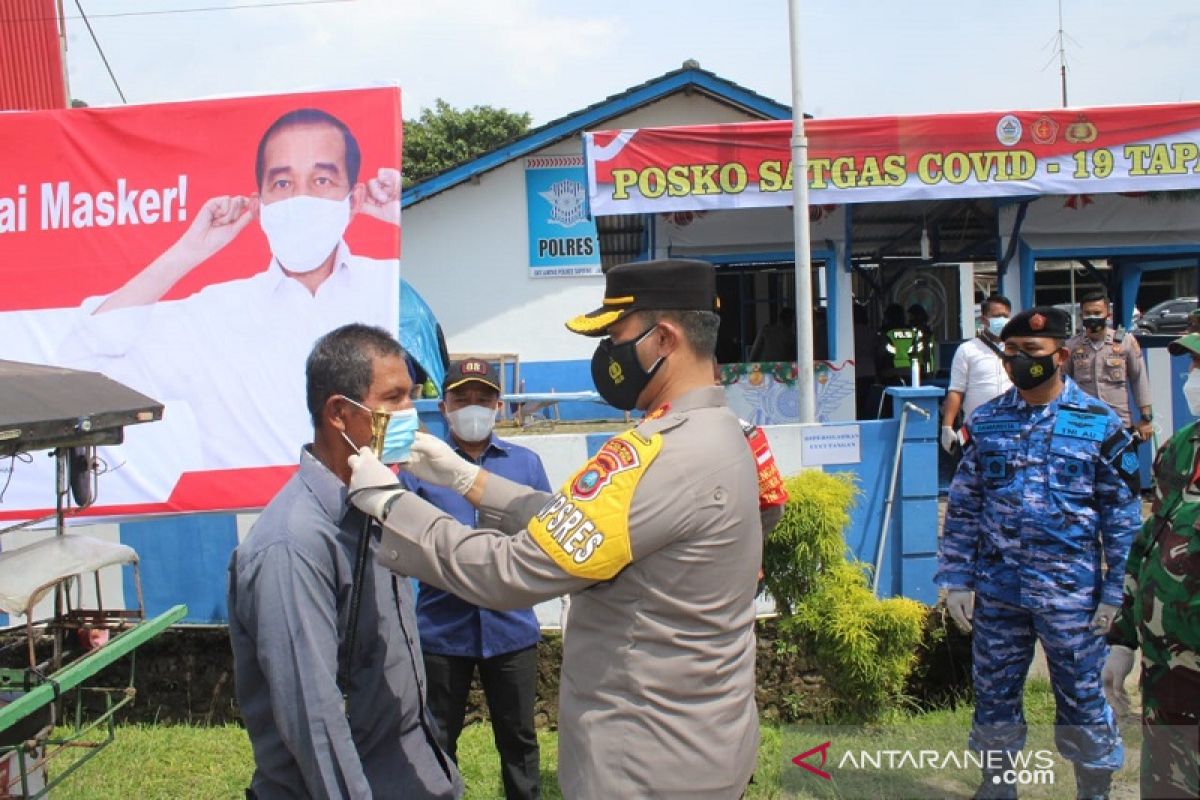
1090 602 1120 635
347 446 402 519
946 589 974 633
405 431 480 495
940 426 958 454
1101 644 1135 715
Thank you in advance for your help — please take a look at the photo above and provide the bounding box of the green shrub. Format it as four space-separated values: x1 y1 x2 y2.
765 469 928 719
761 470 858 615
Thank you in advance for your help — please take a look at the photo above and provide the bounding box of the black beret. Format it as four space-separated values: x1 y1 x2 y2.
999 306 1072 341
565 258 719 337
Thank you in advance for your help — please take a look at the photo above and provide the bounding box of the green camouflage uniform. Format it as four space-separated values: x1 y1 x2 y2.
1109 421 1200 798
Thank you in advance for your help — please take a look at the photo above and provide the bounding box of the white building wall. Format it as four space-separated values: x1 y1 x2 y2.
401 93 768 368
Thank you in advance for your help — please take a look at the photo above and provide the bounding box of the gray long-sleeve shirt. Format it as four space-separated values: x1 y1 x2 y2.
228 447 461 799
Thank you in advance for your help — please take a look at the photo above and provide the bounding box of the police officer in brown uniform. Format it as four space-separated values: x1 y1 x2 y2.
346 259 764 799
1063 291 1153 489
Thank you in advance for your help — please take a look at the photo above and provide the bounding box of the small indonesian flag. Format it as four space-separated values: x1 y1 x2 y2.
743 422 788 510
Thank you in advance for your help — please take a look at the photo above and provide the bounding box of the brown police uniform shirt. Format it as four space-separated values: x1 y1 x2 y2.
1062 328 1151 427
376 385 762 799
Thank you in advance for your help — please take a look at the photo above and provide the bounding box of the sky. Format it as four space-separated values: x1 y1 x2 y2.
59 0 1200 124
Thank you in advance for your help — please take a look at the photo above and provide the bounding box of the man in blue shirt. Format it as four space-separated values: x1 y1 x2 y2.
401 359 549 800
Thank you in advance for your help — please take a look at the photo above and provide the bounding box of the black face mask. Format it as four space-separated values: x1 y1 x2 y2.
591 325 664 411
1081 315 1107 333
1004 350 1060 391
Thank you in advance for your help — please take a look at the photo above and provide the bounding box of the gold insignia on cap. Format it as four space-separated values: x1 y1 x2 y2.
602 296 635 306
1030 313 1046 331
565 308 625 335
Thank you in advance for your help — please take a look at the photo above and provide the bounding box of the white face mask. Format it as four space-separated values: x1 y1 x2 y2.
259 195 351 273
1184 370 1200 417
447 405 497 443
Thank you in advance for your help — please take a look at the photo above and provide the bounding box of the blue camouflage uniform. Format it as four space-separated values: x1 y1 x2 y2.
937 376 1141 772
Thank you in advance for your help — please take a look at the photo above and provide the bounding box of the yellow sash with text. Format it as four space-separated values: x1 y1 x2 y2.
527 429 662 580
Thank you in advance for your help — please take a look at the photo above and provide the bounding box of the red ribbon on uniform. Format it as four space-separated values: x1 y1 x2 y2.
745 425 788 510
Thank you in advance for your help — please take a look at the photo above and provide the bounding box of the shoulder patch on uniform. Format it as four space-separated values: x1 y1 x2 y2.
1101 428 1134 462
1053 408 1108 442
1120 451 1140 474
526 429 663 581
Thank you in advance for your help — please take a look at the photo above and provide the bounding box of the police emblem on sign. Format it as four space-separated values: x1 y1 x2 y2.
539 179 587 227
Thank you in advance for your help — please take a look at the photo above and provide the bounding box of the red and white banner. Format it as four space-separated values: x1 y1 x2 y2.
585 102 1200 215
0 87 402 520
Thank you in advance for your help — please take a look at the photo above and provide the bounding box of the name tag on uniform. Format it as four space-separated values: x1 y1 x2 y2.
971 420 1021 435
1053 409 1107 442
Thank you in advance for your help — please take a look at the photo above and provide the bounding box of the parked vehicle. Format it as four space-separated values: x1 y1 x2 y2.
1135 296 1198 334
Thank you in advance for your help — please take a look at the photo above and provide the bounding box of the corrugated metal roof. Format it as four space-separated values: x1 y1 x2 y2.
0 0 67 111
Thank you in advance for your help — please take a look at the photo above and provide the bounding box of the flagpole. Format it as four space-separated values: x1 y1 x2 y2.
788 0 816 423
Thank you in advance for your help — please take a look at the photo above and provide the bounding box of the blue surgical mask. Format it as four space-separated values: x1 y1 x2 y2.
340 397 420 464
986 316 1009 338
381 408 420 463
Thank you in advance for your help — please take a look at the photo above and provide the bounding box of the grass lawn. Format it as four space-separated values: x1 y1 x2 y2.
40 678 1141 799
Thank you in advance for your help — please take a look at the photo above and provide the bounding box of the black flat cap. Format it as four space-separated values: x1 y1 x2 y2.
1000 306 1072 340
565 258 719 337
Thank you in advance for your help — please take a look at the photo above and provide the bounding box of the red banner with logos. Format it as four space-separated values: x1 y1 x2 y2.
585 103 1200 214
0 87 402 520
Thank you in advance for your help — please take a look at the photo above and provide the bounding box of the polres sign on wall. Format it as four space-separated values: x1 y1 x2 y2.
525 155 601 277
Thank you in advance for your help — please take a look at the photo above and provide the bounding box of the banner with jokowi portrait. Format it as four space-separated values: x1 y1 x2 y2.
0 86 403 520
584 102 1200 215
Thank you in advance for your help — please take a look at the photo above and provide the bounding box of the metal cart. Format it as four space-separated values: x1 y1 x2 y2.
0 360 187 798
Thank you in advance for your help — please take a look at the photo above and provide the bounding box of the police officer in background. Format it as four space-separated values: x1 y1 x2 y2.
346 259 765 799
937 307 1142 800
1063 291 1154 490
